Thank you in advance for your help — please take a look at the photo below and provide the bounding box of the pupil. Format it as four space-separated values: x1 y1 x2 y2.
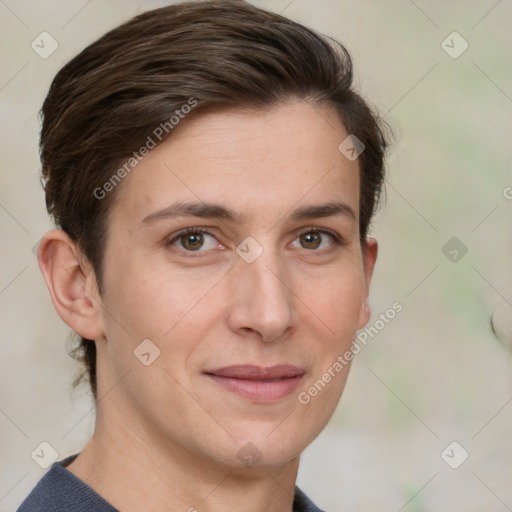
302 232 320 249
184 233 202 250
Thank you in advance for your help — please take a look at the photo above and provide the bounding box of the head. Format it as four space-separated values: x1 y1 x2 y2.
38 0 388 468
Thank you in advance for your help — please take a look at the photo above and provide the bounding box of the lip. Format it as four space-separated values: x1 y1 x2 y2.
204 365 305 402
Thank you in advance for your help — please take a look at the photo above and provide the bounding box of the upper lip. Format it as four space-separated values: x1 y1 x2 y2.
204 365 305 380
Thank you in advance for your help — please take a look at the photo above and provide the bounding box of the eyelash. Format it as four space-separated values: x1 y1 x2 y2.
165 226 347 258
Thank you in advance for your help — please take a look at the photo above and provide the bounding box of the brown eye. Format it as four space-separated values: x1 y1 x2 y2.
181 232 204 251
166 228 220 255
299 231 322 249
291 228 344 253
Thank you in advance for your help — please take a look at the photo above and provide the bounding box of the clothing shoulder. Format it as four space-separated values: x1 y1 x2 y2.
16 454 118 512
293 485 327 512
17 455 324 512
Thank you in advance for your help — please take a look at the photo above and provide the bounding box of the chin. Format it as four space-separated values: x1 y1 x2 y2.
225 428 314 469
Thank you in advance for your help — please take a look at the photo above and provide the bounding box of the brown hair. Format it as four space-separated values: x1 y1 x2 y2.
39 0 389 400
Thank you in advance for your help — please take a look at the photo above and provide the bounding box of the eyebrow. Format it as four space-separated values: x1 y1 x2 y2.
141 200 357 225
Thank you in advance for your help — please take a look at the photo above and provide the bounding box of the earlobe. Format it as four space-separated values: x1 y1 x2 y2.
37 229 104 340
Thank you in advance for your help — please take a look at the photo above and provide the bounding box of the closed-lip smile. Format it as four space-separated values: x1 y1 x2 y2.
203 365 305 402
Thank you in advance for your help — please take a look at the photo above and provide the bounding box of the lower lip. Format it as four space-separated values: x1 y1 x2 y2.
206 374 304 402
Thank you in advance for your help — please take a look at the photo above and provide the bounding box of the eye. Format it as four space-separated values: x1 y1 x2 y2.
291 228 344 251
165 226 345 258
166 228 221 255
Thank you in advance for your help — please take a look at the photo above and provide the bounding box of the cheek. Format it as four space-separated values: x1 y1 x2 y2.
100 268 227 386
299 268 365 334
103 260 202 338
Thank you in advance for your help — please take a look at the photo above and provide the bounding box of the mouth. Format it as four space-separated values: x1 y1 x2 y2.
203 365 305 402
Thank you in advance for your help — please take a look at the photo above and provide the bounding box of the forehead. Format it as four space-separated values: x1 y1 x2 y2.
109 100 360 226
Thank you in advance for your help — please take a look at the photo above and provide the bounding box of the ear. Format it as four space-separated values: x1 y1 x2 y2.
37 229 105 340
357 237 378 330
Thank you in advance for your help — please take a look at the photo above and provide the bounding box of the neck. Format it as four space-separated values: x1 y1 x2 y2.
66 403 300 512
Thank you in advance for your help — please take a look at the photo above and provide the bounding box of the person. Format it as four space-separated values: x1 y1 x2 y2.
17 0 388 510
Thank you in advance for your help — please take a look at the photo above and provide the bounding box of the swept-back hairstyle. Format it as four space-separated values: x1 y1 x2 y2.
39 0 389 400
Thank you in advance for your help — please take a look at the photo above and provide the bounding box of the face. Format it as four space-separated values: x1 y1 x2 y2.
94 99 377 469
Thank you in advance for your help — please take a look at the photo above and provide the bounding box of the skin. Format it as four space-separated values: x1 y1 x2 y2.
38 99 378 512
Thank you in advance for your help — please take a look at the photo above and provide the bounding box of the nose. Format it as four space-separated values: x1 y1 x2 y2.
226 242 295 343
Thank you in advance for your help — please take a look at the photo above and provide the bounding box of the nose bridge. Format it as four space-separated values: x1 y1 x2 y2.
230 235 294 340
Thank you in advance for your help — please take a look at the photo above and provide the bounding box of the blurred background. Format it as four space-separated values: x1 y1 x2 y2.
0 1 511 511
